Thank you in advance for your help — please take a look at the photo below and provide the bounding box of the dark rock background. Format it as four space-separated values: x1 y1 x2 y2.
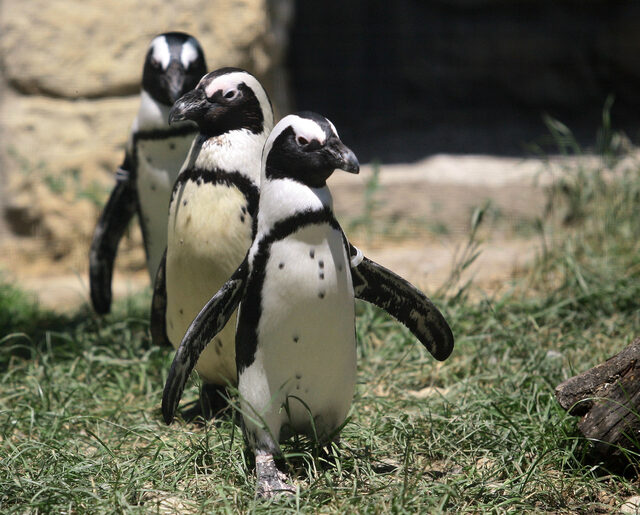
289 0 640 161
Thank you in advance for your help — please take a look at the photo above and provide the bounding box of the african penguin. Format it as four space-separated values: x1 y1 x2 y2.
150 68 274 421
89 32 207 314
162 112 454 498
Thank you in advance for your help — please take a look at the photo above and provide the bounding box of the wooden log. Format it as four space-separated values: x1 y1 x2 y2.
555 338 640 460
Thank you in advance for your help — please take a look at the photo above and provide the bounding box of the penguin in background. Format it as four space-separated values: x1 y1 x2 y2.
150 68 274 421
162 112 454 497
89 32 207 314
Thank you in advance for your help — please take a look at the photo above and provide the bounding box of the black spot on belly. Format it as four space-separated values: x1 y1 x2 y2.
318 260 324 269
146 156 153 164
240 215 245 223
337 264 343 272
179 308 184 315
295 373 302 380
150 184 157 191
183 200 188 206
279 262 285 269
309 249 315 259
169 142 176 150
216 339 223 348
292 335 299 343
319 272 324 280
241 206 247 214
318 291 325 299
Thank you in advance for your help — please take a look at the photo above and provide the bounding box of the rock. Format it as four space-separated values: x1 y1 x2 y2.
0 0 289 99
0 0 293 268
620 496 640 515
2 91 137 184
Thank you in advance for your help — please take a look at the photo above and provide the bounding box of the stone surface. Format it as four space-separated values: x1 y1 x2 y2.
3 91 137 182
1 92 142 271
0 0 284 98
620 496 640 515
0 0 293 268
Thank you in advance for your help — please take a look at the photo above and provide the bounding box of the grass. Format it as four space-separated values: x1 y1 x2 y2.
2 114 640 512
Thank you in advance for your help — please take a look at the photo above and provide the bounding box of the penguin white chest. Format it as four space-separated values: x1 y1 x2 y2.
166 179 253 384
242 223 356 441
136 133 194 278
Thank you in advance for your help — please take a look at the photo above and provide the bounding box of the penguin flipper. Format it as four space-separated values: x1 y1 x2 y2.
162 258 248 424
348 243 454 361
89 157 137 314
150 249 170 347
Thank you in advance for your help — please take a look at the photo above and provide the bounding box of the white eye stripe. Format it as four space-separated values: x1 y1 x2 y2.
328 119 339 138
291 117 326 145
180 41 199 69
149 36 171 70
204 72 243 98
263 115 327 160
196 69 274 132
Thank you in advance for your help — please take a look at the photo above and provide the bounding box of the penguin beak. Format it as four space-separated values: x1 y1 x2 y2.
166 66 186 105
168 88 207 125
327 139 360 174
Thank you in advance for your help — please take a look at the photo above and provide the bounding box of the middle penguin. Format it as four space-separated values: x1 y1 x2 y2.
151 68 274 420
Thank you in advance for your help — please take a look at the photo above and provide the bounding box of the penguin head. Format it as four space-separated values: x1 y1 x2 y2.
263 112 359 188
142 32 207 107
168 68 274 137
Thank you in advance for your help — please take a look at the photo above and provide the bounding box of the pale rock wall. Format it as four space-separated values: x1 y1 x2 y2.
0 0 293 275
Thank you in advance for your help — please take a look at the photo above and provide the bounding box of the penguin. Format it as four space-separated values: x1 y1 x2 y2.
162 112 454 497
150 68 274 421
89 32 207 314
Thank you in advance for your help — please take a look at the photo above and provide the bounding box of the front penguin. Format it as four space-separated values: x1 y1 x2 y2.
162 112 454 498
237 112 361 496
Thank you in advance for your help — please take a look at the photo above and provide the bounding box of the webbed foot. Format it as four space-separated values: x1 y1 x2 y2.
255 452 295 499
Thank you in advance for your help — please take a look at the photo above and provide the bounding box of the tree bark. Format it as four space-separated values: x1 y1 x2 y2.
555 338 640 460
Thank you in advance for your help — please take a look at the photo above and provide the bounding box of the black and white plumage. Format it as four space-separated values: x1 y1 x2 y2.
151 68 274 421
89 32 207 314
162 112 454 497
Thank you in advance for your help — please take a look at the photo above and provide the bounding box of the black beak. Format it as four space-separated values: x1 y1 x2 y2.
328 139 360 174
166 63 186 105
168 88 207 125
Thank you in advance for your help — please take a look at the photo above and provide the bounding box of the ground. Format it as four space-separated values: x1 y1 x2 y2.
0 154 552 311
1 145 639 512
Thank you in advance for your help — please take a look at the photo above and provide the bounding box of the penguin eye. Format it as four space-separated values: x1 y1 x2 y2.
296 136 309 146
224 90 237 99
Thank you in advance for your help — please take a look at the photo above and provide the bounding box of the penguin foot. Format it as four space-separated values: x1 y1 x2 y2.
180 384 229 423
255 452 295 499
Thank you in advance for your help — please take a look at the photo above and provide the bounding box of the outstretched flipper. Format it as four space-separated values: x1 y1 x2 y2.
348 243 454 361
162 258 249 424
89 157 138 314
150 249 170 347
